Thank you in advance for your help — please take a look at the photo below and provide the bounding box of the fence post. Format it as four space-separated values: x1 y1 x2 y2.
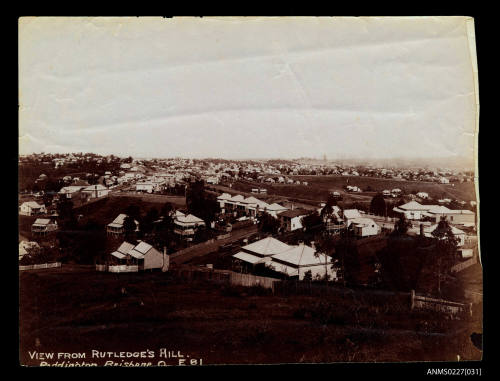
410 290 415 310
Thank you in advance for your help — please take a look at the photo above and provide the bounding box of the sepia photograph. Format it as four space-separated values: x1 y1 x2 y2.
18 16 481 368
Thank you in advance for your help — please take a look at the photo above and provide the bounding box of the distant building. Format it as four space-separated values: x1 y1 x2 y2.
278 209 309 232
107 214 139 236
173 212 206 240
109 241 168 271
31 218 58 236
82 184 110 199
19 201 46 216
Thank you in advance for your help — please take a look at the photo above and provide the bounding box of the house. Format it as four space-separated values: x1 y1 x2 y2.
19 241 40 260
19 201 46 216
392 201 430 220
268 243 335 280
233 237 292 266
173 213 206 240
439 177 450 184
31 218 58 236
266 203 288 218
349 217 380 238
109 241 168 271
82 184 110 199
382 190 391 197
424 224 466 247
217 193 233 212
233 238 335 281
417 192 429 199
107 214 140 236
58 185 87 199
343 209 363 226
278 208 309 232
394 201 476 226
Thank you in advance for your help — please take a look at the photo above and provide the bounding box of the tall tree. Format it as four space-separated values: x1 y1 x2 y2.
370 193 387 216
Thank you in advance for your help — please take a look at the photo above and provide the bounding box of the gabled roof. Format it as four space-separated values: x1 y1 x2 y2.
398 201 429 211
108 214 139 228
176 214 205 224
343 209 362 219
425 205 451 214
229 194 245 203
111 241 156 259
241 237 291 257
33 218 51 225
426 224 466 236
217 193 232 201
267 203 288 211
233 251 264 264
271 244 331 267
21 201 42 208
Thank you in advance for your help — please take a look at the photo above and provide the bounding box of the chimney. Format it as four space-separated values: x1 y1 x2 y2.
291 203 294 210
162 246 169 272
419 224 424 237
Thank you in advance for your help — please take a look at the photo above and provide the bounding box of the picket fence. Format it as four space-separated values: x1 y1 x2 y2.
451 256 478 273
19 262 61 271
410 290 472 317
95 264 139 273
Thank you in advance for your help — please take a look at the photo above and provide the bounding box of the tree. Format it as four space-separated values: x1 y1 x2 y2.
258 212 280 235
123 216 137 242
301 211 324 236
393 215 411 236
303 270 312 282
125 204 141 221
370 193 386 216
430 219 459 295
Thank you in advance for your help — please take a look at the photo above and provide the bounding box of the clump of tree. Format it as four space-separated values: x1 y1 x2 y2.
370 193 387 216
186 180 219 225
258 212 280 235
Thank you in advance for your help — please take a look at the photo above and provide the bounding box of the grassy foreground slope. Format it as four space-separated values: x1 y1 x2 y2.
19 267 481 365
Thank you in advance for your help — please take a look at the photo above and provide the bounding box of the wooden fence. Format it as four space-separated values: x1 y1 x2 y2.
170 267 278 289
451 256 478 273
19 262 61 271
410 290 472 317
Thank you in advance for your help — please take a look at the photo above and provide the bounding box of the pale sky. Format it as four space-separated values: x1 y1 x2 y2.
19 17 478 161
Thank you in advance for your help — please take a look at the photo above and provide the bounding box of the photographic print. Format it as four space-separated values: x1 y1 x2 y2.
18 16 481 367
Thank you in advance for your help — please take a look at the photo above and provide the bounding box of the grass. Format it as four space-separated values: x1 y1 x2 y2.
19 267 482 365
230 175 476 204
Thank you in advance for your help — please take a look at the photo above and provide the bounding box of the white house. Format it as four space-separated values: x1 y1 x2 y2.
343 209 363 226
233 237 292 265
278 209 309 232
350 217 380 237
110 241 168 271
173 213 206 240
233 238 335 281
107 214 140 236
268 243 335 280
417 192 429 199
19 201 46 216
19 241 40 260
58 185 87 199
392 201 430 220
31 218 58 236
82 184 110 199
